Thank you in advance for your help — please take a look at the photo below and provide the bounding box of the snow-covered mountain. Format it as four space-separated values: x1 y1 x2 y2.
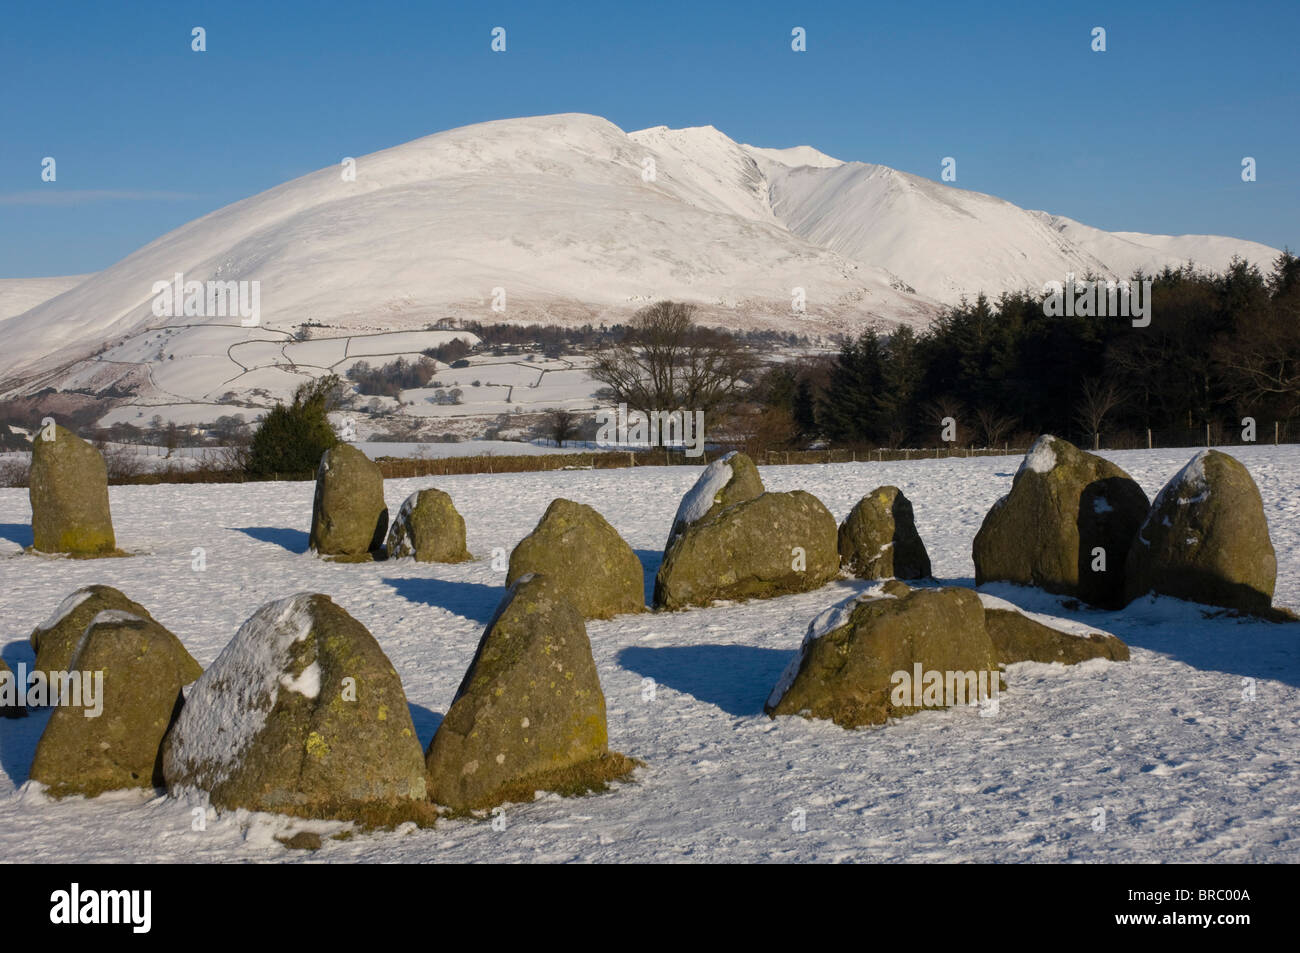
0 112 1280 411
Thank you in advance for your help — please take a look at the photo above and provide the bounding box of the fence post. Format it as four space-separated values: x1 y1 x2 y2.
1276 421 1280 445
1147 428 1152 450
1206 422 1211 448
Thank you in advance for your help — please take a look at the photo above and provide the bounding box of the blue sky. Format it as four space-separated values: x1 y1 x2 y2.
2 0 1296 277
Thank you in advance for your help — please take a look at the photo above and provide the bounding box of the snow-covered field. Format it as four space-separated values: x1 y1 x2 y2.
1 445 1297 862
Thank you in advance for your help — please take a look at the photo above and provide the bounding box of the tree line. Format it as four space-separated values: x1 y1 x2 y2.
754 253 1300 449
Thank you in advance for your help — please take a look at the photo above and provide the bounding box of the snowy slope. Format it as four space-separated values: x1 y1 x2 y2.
0 113 1281 404
1032 211 1284 280
0 114 931 390
1 445 1298 862
0 275 91 322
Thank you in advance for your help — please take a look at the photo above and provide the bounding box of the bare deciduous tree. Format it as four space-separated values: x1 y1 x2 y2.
1074 377 1124 449
588 301 757 422
549 408 578 447
974 406 1017 448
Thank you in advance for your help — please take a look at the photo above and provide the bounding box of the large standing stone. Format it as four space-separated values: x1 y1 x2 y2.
386 488 472 563
163 593 428 820
973 434 1149 608
665 451 764 549
29 612 196 797
838 485 932 579
1125 450 1277 612
766 585 1000 728
978 596 1129 664
29 584 201 680
29 423 116 555
309 444 388 560
0 659 26 718
654 490 839 610
506 499 644 619
426 574 628 810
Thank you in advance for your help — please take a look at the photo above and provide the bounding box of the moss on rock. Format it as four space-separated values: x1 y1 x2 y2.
665 451 764 549
29 613 196 797
29 424 116 556
973 435 1148 608
1124 449 1277 613
838 485 931 580
426 574 631 810
309 444 388 559
654 490 839 610
163 593 428 821
386 488 472 563
30 584 201 681
507 499 644 619
984 607 1129 664
765 586 1000 728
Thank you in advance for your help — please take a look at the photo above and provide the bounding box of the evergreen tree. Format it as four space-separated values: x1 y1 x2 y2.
246 375 342 476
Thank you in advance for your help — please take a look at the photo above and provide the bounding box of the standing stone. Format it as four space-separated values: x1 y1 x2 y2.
163 593 428 820
838 486 932 579
426 574 629 810
1125 450 1277 613
29 423 116 555
309 444 388 560
29 613 196 797
386 488 472 562
973 434 1148 608
665 451 764 549
766 585 1000 728
29 584 201 678
507 499 644 619
654 490 839 610
0 659 26 718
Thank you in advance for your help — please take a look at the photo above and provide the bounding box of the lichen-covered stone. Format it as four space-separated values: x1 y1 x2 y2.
386 488 471 563
163 593 427 820
765 585 1000 728
29 585 201 681
426 574 621 810
29 613 196 797
308 444 388 559
973 434 1148 608
506 499 643 619
654 490 839 610
665 451 764 549
1125 450 1277 613
29 423 116 555
983 606 1129 665
838 485 931 579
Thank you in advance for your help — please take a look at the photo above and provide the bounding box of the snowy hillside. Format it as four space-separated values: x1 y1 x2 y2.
0 275 90 323
1 446 1297 861
0 113 1280 415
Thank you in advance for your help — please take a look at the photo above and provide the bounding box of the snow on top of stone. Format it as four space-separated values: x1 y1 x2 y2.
87 609 143 627
672 451 738 531
35 588 94 632
168 592 318 782
390 490 420 536
1140 451 1212 544
71 609 148 662
1017 435 1059 476
1170 450 1211 504
279 661 321 699
976 593 1115 640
